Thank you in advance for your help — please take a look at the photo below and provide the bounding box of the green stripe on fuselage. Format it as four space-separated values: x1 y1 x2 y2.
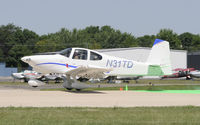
147 65 164 76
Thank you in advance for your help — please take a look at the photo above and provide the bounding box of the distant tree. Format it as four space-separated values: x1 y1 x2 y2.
2 24 200 68
88 41 102 49
23 29 39 49
0 24 39 67
85 26 99 34
190 34 200 51
101 25 114 32
119 32 138 48
0 48 3 62
35 40 57 53
137 35 156 47
0 24 20 59
179 32 193 51
7 45 31 67
157 29 181 49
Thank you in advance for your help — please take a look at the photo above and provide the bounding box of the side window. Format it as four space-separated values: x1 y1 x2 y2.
72 49 88 60
60 48 72 57
90 51 102 60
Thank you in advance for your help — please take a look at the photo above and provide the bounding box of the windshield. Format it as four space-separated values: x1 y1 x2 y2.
59 48 72 57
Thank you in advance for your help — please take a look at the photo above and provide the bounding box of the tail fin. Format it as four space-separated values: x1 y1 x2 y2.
147 39 172 75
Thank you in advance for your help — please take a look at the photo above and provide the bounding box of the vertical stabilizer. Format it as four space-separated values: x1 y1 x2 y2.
147 39 172 75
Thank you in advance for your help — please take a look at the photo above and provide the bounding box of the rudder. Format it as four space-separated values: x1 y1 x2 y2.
147 39 172 75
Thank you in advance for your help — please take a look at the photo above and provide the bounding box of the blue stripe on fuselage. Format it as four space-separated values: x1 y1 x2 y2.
36 62 77 68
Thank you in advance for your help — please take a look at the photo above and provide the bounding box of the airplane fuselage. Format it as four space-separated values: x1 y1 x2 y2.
21 39 172 88
22 48 149 77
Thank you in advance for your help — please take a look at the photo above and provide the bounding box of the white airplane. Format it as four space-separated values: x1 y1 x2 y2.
21 39 172 90
12 70 40 82
12 70 63 84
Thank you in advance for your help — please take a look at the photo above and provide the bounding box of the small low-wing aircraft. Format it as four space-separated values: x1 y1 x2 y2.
12 70 63 84
12 70 41 82
21 39 172 90
190 70 200 78
161 68 196 80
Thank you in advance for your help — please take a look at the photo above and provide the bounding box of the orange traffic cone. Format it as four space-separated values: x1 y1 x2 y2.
120 87 123 91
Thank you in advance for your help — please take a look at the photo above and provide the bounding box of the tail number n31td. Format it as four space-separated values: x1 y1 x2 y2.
106 59 133 68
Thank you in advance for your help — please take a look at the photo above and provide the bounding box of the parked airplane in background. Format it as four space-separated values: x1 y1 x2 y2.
190 70 200 78
160 68 200 80
161 68 195 80
21 39 172 90
12 70 40 82
12 70 62 84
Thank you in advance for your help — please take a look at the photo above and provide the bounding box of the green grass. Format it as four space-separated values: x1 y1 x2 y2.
0 82 27 85
1 79 200 85
0 106 200 125
135 90 200 94
123 79 200 84
2 79 200 92
41 85 200 91
93 85 200 91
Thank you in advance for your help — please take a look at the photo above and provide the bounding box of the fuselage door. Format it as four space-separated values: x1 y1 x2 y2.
71 49 88 66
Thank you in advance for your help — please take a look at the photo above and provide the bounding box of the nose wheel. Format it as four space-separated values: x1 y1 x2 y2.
66 88 72 90
66 88 81 91
76 89 81 91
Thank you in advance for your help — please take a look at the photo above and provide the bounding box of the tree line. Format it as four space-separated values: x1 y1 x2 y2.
0 24 200 68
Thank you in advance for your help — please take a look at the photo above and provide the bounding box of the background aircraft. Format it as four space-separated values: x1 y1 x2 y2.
106 76 141 83
160 68 200 80
188 70 200 79
21 39 172 90
12 70 62 83
12 70 40 82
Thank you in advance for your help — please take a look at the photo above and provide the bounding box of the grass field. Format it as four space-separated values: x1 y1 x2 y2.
1 79 200 92
0 106 200 125
1 80 200 125
41 85 200 92
94 84 200 91
1 79 200 85
124 79 200 84
0 82 27 85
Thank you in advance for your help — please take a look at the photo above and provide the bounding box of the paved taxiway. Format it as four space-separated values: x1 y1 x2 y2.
1 88 200 107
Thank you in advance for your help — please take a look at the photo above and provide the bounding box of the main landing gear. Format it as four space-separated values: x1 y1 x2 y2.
63 75 89 91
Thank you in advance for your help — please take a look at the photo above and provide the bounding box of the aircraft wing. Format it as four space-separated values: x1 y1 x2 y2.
66 66 111 79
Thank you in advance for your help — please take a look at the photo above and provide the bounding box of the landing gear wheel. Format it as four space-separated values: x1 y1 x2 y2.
76 89 81 91
66 88 72 90
186 76 192 80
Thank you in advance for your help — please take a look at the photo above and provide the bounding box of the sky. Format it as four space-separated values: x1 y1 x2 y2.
0 0 200 36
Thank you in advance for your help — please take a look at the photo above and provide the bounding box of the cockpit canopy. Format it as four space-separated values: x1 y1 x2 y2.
72 49 87 60
60 48 72 57
59 48 102 61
